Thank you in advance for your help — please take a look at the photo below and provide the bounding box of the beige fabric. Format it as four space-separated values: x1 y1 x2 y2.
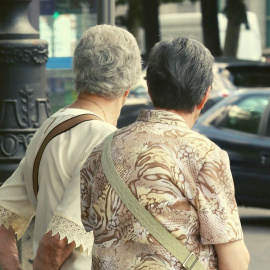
0 108 116 269
81 109 243 270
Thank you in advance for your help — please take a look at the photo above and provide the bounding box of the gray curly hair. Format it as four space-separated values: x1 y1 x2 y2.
73 25 142 99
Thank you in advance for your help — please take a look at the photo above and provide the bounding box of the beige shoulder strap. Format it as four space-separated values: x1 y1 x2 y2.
101 132 205 270
33 114 102 199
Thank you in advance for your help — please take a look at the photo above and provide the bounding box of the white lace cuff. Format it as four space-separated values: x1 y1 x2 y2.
47 214 93 256
0 205 32 239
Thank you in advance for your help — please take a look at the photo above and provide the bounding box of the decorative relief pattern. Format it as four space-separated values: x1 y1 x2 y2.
0 134 19 157
0 86 49 129
0 133 34 157
0 45 48 64
20 86 37 128
33 48 49 64
0 84 50 157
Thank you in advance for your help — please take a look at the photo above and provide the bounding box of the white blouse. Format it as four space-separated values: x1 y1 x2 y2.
0 108 117 269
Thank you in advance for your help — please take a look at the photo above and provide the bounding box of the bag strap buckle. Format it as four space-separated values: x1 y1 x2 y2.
182 252 199 270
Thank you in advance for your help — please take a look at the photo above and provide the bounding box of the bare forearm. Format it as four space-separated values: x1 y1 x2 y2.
0 225 22 270
33 230 75 270
215 240 250 270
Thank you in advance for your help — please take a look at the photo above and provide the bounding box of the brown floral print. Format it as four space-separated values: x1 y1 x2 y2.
81 110 243 270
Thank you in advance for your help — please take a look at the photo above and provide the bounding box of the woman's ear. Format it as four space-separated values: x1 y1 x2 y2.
123 90 129 97
197 86 211 110
122 89 130 106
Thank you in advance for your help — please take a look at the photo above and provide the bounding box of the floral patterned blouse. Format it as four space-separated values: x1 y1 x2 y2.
81 110 243 270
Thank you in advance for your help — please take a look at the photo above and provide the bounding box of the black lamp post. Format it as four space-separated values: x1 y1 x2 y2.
0 0 50 185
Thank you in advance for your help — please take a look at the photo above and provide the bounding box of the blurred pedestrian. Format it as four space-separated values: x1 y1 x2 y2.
0 24 141 270
80 37 250 270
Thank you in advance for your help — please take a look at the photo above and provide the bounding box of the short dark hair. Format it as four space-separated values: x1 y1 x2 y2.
146 37 214 113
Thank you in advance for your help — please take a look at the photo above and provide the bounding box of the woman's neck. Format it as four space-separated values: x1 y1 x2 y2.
67 93 123 126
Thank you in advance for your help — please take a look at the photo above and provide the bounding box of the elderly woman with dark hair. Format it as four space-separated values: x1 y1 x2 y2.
0 24 141 270
81 37 250 270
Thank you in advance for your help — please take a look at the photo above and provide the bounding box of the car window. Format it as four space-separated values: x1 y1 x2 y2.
226 66 270 87
215 95 270 135
129 86 149 99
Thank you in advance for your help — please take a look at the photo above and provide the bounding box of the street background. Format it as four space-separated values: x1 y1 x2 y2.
239 207 270 269
0 0 269 269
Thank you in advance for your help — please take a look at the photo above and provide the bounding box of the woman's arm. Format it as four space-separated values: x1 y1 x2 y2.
0 225 22 270
215 239 250 270
33 230 75 270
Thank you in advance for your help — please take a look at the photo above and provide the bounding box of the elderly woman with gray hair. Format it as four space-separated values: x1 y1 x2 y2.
0 24 141 270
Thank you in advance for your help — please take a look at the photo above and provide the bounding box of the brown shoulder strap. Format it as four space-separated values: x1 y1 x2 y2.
33 114 102 199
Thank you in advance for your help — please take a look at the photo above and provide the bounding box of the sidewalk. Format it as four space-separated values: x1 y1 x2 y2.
21 219 34 270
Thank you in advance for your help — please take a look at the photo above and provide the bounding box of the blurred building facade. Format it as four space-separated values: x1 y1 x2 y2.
39 0 270 62
158 0 270 57
39 0 270 115
217 0 270 57
160 0 270 56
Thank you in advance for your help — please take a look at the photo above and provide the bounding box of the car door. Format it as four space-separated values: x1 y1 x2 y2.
212 93 270 208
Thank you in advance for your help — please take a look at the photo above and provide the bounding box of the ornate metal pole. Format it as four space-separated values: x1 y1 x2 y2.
0 0 50 185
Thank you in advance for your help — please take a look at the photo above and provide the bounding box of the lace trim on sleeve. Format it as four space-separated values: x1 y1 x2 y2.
0 205 32 239
47 214 94 256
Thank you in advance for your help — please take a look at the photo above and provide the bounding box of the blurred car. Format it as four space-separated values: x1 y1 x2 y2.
203 60 270 113
128 70 149 99
119 60 270 128
118 98 153 128
209 59 270 97
193 89 270 209
225 61 270 89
